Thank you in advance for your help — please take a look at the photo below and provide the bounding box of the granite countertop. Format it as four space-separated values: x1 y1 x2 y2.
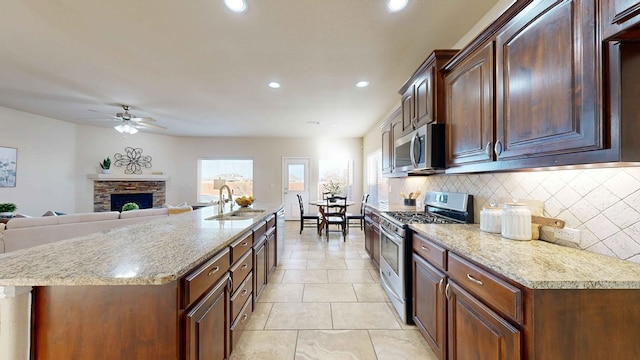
366 201 640 289
410 223 640 290
0 203 282 287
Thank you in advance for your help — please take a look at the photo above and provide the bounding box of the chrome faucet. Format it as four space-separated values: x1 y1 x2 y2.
218 184 234 214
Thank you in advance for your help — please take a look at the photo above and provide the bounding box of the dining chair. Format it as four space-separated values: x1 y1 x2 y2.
323 195 347 241
297 194 320 234
346 193 369 232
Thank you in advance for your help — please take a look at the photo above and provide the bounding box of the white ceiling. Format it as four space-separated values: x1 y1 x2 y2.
0 0 498 137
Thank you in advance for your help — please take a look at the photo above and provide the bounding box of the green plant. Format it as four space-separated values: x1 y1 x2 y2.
0 202 17 212
121 202 139 212
99 157 111 170
322 180 343 195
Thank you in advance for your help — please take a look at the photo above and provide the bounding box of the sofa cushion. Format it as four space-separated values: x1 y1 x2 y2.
56 211 120 225
6 216 60 229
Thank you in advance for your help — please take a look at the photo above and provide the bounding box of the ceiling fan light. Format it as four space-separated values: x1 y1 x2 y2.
114 124 138 134
387 0 408 12
224 0 247 12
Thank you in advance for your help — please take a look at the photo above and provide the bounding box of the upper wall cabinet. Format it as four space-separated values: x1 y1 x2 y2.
602 0 640 39
399 50 458 136
495 0 602 161
445 42 495 167
444 0 608 173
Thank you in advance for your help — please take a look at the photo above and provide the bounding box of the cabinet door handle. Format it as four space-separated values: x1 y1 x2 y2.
494 140 503 156
241 264 248 270
242 314 248 322
445 283 451 300
485 142 492 157
241 242 248 247
241 288 248 296
208 266 220 276
227 277 233 291
438 278 444 294
421 245 429 251
466 274 484 286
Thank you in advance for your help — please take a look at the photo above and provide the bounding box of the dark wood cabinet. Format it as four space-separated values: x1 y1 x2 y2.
446 280 521 360
381 107 403 177
445 41 495 167
602 0 640 39
364 209 380 269
266 228 277 277
412 254 446 360
253 237 267 301
381 119 393 174
399 50 458 135
185 274 231 360
495 0 601 161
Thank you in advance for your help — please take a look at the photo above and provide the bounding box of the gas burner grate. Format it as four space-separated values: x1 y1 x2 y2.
385 211 460 225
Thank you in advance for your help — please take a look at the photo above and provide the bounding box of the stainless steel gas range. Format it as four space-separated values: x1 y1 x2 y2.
378 191 474 323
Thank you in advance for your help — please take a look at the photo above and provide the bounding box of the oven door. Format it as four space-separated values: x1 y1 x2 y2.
379 225 407 322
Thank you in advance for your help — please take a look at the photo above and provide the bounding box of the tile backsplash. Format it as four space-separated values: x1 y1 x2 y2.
392 167 640 264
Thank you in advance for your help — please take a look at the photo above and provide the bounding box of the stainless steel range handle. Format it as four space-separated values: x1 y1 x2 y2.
380 271 404 303
379 226 403 245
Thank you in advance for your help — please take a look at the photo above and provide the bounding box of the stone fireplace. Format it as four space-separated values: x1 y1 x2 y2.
92 180 166 212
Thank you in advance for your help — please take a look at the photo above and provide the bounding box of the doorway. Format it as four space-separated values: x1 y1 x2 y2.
282 158 310 220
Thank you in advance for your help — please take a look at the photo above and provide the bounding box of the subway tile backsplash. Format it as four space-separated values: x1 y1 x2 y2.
392 167 640 264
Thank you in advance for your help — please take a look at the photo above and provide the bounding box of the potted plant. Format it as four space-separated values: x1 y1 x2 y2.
99 157 111 174
121 202 139 212
0 202 17 217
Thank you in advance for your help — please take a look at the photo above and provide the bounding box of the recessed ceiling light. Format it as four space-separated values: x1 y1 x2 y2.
224 0 247 12
268 82 281 89
356 81 370 88
387 0 408 12
306 121 321 125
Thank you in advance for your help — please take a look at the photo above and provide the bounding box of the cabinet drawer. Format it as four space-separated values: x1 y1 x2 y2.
412 232 446 270
182 248 230 308
231 272 253 322
253 221 267 240
230 297 253 352
230 250 253 293
266 214 276 230
231 231 253 264
448 252 523 324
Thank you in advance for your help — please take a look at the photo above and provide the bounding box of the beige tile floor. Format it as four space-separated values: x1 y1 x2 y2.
230 221 438 360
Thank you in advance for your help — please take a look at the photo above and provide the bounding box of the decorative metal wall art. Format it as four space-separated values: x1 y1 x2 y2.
0 147 17 187
114 147 152 174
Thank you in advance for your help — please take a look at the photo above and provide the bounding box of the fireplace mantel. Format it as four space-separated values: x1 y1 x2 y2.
87 174 170 181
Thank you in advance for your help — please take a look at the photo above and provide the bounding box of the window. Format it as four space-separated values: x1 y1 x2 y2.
318 159 353 200
198 159 253 203
367 150 388 204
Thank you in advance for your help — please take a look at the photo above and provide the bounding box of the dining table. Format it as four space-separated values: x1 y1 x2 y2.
309 199 355 236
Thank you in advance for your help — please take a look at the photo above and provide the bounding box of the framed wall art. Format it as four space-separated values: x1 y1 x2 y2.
0 147 17 187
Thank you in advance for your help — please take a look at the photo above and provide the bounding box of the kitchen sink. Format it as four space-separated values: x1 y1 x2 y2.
205 209 264 221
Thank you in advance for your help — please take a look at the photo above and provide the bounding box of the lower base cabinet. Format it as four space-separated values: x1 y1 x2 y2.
253 238 267 301
185 274 231 360
446 280 521 360
412 254 446 360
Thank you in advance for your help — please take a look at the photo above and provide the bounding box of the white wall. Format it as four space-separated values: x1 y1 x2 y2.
171 136 363 205
1 108 363 213
0 107 76 216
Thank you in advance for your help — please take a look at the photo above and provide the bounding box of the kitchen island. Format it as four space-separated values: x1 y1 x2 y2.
0 203 283 359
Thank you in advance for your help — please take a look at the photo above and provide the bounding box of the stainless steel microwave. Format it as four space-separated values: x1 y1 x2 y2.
394 124 445 174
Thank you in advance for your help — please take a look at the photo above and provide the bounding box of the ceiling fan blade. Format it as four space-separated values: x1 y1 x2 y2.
131 116 156 122
136 122 166 130
88 109 120 120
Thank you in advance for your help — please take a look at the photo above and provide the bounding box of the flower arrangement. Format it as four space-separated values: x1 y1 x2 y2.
322 180 343 196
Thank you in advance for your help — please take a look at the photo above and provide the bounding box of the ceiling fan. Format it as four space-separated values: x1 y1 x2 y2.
87 105 167 134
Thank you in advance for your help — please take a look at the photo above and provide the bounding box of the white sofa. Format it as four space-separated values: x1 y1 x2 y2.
0 207 191 254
